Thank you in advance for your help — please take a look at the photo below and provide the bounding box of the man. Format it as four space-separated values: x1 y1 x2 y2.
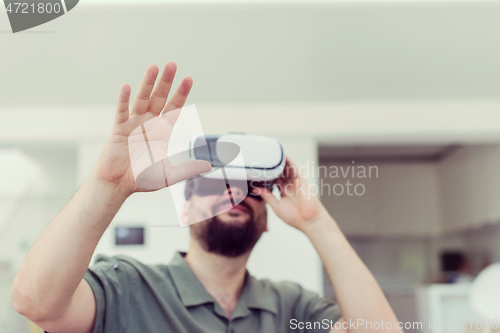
11 62 401 333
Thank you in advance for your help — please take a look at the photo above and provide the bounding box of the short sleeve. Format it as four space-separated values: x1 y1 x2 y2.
83 254 132 333
295 287 341 332
277 281 342 333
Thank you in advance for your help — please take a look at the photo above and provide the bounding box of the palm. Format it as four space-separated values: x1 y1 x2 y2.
275 176 322 228
93 62 211 196
254 158 325 230
258 159 324 231
96 113 155 192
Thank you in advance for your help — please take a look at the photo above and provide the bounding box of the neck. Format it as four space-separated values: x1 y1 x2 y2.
184 239 250 318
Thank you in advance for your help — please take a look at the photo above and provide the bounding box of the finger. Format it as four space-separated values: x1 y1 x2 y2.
284 158 298 179
147 62 177 116
162 76 193 113
276 160 296 192
166 160 211 186
274 179 290 198
252 188 279 210
114 83 131 124
130 64 159 116
279 169 294 187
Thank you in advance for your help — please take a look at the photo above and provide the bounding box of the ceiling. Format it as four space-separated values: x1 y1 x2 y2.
80 0 500 4
1 2 500 106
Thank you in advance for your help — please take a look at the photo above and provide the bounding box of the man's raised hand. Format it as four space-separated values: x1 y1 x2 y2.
92 62 211 196
253 158 328 231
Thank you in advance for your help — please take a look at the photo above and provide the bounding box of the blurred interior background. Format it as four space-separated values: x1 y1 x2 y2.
2 0 500 331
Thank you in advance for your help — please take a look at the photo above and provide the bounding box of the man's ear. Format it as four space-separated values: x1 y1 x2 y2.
181 200 190 226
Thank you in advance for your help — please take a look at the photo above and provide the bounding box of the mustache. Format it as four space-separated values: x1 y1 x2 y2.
212 198 253 217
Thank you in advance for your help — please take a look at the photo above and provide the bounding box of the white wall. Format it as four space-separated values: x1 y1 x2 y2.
0 145 77 271
4 102 500 144
0 145 77 332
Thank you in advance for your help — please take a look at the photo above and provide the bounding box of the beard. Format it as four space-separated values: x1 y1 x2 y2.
190 200 265 257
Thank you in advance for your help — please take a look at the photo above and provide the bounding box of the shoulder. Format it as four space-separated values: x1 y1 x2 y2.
252 277 339 314
256 277 307 295
91 253 161 268
251 277 317 304
88 254 168 282
254 278 341 325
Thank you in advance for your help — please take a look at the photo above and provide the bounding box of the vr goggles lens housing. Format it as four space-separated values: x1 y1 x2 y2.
183 133 284 208
185 177 275 201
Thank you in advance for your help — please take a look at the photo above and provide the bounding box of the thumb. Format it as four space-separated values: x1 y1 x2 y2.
167 160 212 186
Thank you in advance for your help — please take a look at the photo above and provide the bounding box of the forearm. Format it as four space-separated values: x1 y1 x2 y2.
303 212 401 333
11 170 129 320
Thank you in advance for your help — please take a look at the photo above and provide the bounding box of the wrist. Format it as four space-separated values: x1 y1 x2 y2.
87 169 132 204
300 209 340 238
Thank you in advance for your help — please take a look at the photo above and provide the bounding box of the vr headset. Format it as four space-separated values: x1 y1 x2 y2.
185 133 285 201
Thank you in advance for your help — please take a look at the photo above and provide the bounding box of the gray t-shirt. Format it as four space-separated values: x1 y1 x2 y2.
83 252 341 333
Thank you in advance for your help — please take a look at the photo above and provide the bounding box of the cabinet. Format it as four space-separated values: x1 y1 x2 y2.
320 164 381 236
438 146 500 233
320 161 441 237
321 145 500 237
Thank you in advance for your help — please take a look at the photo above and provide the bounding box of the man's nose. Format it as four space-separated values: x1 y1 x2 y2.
227 185 246 202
